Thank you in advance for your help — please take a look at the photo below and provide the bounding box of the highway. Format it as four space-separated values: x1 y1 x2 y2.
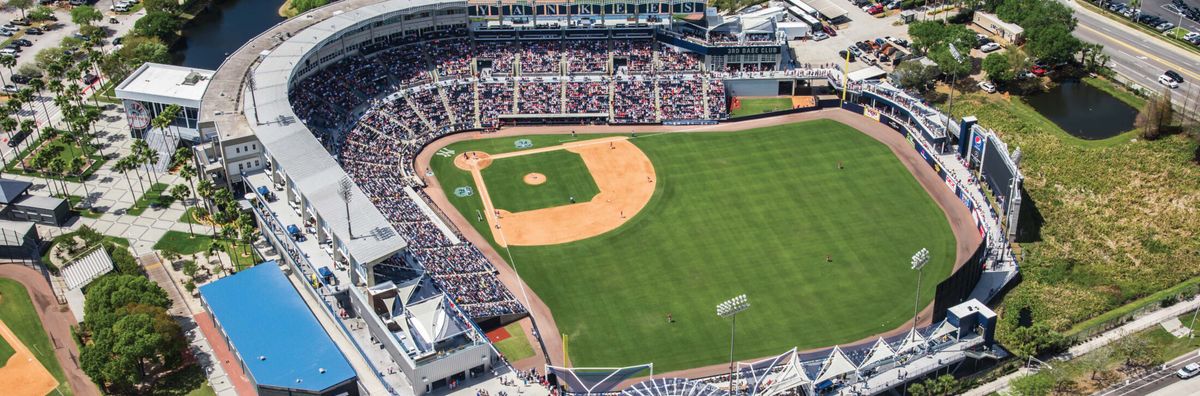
1090 348 1200 396
1066 0 1200 109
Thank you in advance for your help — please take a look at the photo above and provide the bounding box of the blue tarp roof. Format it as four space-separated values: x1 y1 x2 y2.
287 224 300 234
257 186 269 196
199 262 355 392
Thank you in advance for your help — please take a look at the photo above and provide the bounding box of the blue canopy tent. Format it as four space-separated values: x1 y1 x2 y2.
286 224 300 234
257 186 268 196
319 266 333 278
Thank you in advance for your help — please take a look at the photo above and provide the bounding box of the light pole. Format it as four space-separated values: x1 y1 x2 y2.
1189 306 1198 339
910 249 930 331
717 294 750 395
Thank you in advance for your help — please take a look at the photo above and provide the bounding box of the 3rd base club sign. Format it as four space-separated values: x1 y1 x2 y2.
126 101 152 130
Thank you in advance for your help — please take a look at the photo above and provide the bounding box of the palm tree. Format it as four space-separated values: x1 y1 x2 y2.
208 242 227 274
28 79 57 131
0 116 20 171
170 184 194 235
0 55 15 87
16 88 36 126
71 157 90 207
130 139 158 184
48 158 67 196
31 154 53 195
158 104 183 142
196 179 219 235
120 155 146 197
113 157 142 198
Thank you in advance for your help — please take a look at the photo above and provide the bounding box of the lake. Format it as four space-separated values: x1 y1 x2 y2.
1023 79 1138 140
173 0 285 70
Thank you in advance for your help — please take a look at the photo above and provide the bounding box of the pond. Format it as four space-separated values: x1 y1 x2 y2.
1023 79 1138 140
172 0 285 70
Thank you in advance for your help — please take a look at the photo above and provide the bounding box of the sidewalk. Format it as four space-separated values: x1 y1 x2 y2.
964 295 1200 395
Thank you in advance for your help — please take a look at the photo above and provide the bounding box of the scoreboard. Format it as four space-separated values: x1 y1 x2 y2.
467 0 709 17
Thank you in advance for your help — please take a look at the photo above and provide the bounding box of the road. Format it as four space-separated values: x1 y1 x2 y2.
1066 0 1200 109
0 264 100 396
1090 348 1200 396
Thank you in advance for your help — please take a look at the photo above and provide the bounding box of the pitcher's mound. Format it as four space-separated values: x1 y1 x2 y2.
524 173 546 185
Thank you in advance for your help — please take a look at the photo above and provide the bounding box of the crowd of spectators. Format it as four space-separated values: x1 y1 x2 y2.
657 47 703 72
565 81 610 114
444 82 477 131
611 79 656 123
658 79 706 120
519 81 564 114
612 39 653 73
431 38 474 78
479 81 516 127
564 39 609 73
520 41 563 74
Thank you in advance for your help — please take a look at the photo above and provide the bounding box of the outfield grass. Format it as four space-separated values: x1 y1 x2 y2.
0 279 71 396
730 97 794 118
0 333 12 366
493 323 536 362
482 150 600 212
431 120 958 371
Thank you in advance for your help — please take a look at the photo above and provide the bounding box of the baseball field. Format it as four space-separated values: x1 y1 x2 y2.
429 120 958 372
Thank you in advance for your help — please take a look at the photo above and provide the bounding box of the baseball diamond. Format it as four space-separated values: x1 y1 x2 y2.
427 119 965 372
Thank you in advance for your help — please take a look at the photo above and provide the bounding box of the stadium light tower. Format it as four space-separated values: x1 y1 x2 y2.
717 294 750 395
910 248 931 331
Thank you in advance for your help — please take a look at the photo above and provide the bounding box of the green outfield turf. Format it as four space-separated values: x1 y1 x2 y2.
730 97 794 117
430 120 957 372
482 150 600 212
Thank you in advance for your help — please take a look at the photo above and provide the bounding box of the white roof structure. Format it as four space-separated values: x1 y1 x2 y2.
798 0 847 19
928 320 959 340
737 348 811 396
847 66 888 82
895 328 928 354
62 248 114 290
116 63 215 109
814 346 857 382
859 338 896 368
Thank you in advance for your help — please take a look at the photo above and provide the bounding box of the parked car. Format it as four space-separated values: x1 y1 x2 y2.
1164 70 1184 83
1029 65 1047 76
7 130 29 147
812 32 829 41
0 30 13 37
9 18 29 26
838 50 856 62
1 84 17 94
10 74 29 84
980 42 1002 52
12 39 31 47
24 27 41 35
1177 363 1200 379
978 81 997 93
82 74 99 85
1159 74 1180 88
1156 22 1175 32
0 48 18 57
1184 31 1200 41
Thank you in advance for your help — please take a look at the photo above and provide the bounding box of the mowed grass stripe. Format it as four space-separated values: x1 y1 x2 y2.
431 120 956 372
482 150 600 213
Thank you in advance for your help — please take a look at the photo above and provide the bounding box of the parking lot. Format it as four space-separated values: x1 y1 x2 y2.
785 1 910 72
1099 0 1200 35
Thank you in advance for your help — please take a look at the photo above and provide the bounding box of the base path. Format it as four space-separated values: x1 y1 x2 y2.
0 320 58 396
455 136 656 247
0 264 99 396
417 109 983 378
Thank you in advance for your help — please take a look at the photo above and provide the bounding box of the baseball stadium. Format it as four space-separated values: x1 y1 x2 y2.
197 0 1023 394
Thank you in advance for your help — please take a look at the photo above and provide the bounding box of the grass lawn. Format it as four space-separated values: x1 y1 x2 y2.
154 231 261 271
151 363 213 396
493 323 535 362
0 279 72 396
40 230 129 269
127 183 175 216
64 195 103 219
431 120 958 371
482 150 600 212
180 207 205 224
730 97 794 117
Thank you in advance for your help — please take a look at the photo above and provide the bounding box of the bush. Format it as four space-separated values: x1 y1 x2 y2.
105 242 140 275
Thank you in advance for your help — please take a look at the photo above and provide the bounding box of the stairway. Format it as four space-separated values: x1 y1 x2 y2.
404 94 435 131
560 81 568 113
512 81 521 114
607 79 616 123
473 82 482 128
653 79 663 123
438 86 456 125
702 79 711 119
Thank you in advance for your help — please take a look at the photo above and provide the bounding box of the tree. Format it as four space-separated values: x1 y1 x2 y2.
143 0 181 14
28 5 53 21
1078 42 1109 73
1009 370 1055 396
182 260 198 280
69 5 102 27
134 11 181 41
171 184 194 235
907 375 960 396
82 275 170 330
982 52 1013 83
1113 333 1161 367
208 242 227 273
81 303 185 391
1025 24 1082 65
7 0 33 19
1136 89 1174 140
1006 323 1066 358
291 0 330 14
892 60 942 92
1079 347 1111 382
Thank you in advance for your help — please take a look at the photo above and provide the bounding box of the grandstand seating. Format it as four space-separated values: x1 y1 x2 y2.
288 37 732 319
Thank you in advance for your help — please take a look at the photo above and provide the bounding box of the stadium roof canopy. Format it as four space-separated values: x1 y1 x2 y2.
115 63 214 108
200 262 355 392
798 0 847 20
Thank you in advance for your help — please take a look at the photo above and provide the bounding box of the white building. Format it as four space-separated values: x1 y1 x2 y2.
115 63 215 142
